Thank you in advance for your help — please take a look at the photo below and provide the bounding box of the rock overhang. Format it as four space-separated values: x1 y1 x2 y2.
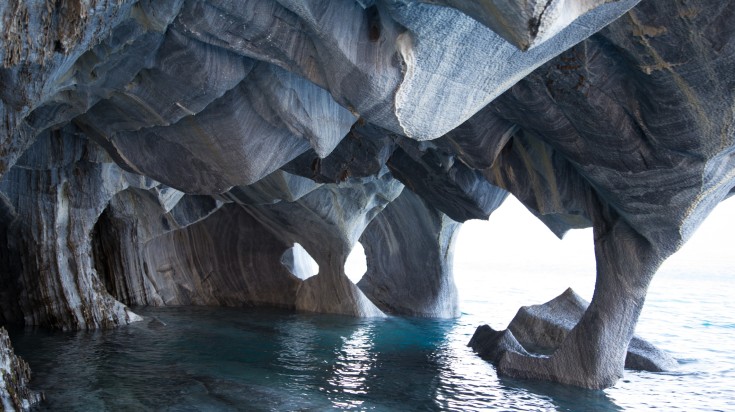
0 0 733 391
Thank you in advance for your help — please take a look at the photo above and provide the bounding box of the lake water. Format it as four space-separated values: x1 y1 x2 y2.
8 198 735 411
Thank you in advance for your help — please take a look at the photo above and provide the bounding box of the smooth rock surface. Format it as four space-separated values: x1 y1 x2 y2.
468 325 529 365
501 288 678 372
358 188 461 317
422 0 619 51
94 203 300 308
0 129 141 330
242 171 404 317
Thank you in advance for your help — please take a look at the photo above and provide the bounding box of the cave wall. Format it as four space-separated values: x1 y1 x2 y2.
241 171 405 317
0 0 733 390
93 202 301 309
0 128 141 330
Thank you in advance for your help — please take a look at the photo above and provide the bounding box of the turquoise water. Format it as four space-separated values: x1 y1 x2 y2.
8 266 735 411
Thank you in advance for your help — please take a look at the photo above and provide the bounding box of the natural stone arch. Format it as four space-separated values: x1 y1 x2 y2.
243 173 404 317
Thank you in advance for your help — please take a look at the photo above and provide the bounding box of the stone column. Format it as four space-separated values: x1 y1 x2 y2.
498 204 664 388
358 188 461 318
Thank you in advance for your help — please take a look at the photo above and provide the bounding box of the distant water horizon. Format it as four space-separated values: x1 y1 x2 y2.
8 196 735 411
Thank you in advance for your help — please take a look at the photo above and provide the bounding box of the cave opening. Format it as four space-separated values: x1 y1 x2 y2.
453 196 596 327
91 206 126 301
281 242 319 281
1 0 734 407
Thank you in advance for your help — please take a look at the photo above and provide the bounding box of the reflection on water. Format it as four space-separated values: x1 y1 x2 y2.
327 324 375 407
7 265 735 411
6 309 560 411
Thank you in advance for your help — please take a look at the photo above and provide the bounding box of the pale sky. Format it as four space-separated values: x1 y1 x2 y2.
455 195 735 275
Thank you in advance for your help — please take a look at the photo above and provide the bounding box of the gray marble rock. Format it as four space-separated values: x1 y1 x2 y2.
223 170 322 206
420 0 620 51
81 61 355 194
468 325 529 364
504 288 678 372
0 0 172 175
97 204 300 308
358 188 461 318
0 129 141 330
387 139 509 222
283 123 397 184
383 0 639 139
242 171 405 317
0 0 734 394
457 1 735 388
0 327 42 411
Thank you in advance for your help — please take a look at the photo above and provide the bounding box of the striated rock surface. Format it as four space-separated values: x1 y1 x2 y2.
0 129 141 330
422 0 623 51
0 0 733 392
242 171 405 317
468 325 529 365
0 327 42 411
358 188 462 317
469 288 678 372
94 202 301 308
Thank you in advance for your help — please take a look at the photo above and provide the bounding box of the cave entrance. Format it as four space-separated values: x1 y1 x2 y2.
452 196 595 329
91 206 121 299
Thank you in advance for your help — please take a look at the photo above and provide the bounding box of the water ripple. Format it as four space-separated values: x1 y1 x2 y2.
6 268 735 411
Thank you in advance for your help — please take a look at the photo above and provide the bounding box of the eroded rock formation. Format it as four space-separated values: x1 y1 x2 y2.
0 327 42 410
469 288 678 373
0 0 733 391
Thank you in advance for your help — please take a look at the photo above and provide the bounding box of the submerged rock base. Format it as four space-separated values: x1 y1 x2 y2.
469 288 678 377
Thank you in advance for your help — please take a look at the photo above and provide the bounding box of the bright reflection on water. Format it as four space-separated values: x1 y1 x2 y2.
9 286 735 412
2 307 562 411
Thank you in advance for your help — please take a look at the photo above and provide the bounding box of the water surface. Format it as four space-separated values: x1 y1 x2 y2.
10 267 735 411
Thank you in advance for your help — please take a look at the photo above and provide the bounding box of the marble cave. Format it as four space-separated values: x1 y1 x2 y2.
1 0 734 408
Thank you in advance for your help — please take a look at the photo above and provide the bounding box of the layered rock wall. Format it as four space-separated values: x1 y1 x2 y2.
0 0 733 391
93 203 301 308
0 129 141 330
358 189 462 318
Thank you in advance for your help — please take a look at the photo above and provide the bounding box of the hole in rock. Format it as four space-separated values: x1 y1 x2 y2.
453 194 735 334
281 243 319 280
453 196 595 329
345 242 367 284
